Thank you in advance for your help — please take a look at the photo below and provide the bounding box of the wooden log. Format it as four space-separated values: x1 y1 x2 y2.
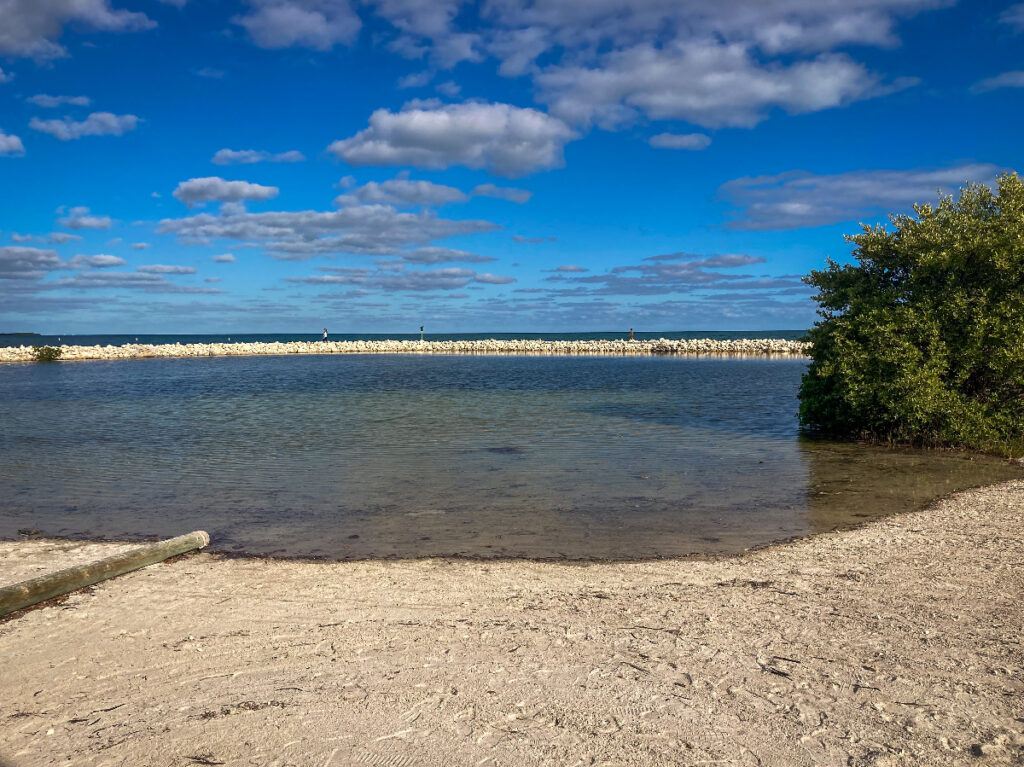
0 531 210 618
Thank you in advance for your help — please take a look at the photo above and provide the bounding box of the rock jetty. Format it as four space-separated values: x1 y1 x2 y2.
0 338 810 363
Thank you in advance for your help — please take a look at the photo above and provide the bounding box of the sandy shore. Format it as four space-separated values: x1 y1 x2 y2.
1 482 1021 767
0 337 809 363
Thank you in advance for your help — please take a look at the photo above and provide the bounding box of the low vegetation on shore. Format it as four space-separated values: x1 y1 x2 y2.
800 173 1024 457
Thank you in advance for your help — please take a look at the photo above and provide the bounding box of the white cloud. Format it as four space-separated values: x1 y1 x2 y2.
290 264 513 291
537 42 894 129
0 246 61 279
0 67 12 84
68 254 126 268
1001 3 1024 30
720 163 1001 230
159 202 496 259
58 206 112 230
212 148 306 164
548 264 588 273
234 0 361 50
337 177 468 206
173 177 280 206
0 130 25 156
138 264 197 274
472 183 532 203
50 271 220 294
398 70 433 89
540 252 786 296
649 132 712 150
48 232 81 244
132 242 150 250
482 1 947 64
971 71 1024 94
0 0 154 60
28 94 90 108
474 272 516 284
213 253 237 263
329 101 577 176
371 0 480 67
400 247 495 264
194 67 225 79
365 1 942 133
29 112 138 140
436 80 461 97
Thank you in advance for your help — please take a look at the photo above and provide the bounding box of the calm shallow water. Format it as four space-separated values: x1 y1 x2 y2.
0 355 1018 559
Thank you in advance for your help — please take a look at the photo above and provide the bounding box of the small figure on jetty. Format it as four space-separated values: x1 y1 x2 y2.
628 327 635 341
420 325 425 342
322 327 329 342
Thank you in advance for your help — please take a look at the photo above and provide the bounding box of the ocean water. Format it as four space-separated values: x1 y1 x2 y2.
0 353 1017 559
0 330 807 348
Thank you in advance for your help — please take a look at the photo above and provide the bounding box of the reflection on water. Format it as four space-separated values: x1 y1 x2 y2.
0 354 1017 559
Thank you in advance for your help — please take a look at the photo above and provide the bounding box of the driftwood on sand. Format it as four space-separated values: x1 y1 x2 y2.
0 531 209 618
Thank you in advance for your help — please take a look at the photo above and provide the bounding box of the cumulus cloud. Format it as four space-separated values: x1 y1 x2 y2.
290 264 513 291
28 94 90 108
132 242 150 250
173 177 280 206
481 1 947 61
48 232 81 244
436 80 461 97
0 130 25 156
0 0 154 60
234 0 361 50
970 71 1024 94
58 206 112 230
0 246 61 280
537 42 900 129
472 183 532 203
212 148 306 164
50 271 220 294
649 133 712 150
158 201 497 259
400 247 495 264
360 1 941 134
213 253 236 263
68 254 126 268
547 264 588 273
538 252 799 296
720 163 1001 230
372 0 481 68
336 177 468 207
138 264 197 274
329 101 577 177
0 67 14 84
29 112 139 140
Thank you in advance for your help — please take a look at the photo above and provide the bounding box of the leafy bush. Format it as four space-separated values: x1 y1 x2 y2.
800 172 1024 457
31 345 63 362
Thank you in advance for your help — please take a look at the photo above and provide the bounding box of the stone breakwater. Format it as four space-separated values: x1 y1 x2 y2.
0 338 810 363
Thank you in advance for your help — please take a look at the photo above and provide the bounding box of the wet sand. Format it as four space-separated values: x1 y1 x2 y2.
0 337 809 363
1 481 1022 766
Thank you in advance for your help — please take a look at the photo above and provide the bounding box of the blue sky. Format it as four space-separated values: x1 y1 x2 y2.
0 0 1021 333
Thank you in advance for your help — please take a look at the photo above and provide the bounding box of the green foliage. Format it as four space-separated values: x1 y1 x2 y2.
31 345 63 362
800 172 1024 457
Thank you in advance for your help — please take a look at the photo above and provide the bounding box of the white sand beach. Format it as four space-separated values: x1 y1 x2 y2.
1 481 1021 766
